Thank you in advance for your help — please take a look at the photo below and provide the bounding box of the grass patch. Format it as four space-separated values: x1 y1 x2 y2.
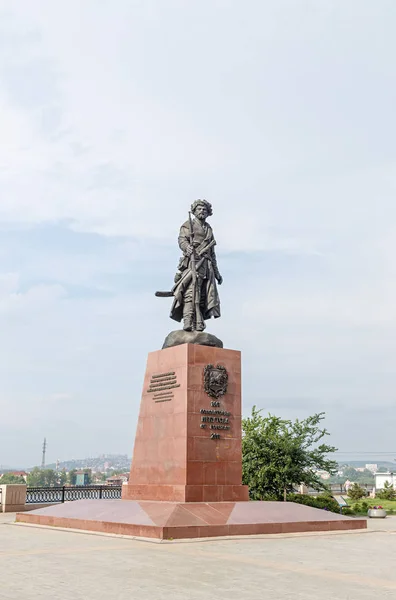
344 498 396 515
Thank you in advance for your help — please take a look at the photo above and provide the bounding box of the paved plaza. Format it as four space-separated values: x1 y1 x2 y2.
1 512 396 599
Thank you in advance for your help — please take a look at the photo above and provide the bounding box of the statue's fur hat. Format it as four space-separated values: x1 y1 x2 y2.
191 199 213 217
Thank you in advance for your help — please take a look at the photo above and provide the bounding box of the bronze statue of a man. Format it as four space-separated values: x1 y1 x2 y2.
160 200 222 332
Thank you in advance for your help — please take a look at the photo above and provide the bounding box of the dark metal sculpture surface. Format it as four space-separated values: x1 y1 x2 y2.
203 364 228 399
156 199 222 333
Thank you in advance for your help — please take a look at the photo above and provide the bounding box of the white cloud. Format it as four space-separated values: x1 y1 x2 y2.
0 280 65 315
0 0 393 250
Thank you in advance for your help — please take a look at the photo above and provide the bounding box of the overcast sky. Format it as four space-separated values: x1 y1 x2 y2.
1 1 396 467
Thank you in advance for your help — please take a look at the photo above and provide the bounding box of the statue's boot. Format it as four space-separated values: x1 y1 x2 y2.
183 302 193 331
196 319 206 332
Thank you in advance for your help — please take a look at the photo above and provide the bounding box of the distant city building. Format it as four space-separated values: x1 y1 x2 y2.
355 468 366 473
106 473 129 485
316 471 330 480
75 471 89 486
375 472 395 491
365 464 378 474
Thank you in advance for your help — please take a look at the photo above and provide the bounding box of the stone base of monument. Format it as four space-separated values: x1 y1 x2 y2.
16 500 366 539
16 343 366 538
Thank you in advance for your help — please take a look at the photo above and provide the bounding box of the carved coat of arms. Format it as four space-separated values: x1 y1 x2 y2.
203 364 228 399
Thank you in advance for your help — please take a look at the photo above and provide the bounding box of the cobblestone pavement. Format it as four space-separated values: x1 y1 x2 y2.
1 513 396 600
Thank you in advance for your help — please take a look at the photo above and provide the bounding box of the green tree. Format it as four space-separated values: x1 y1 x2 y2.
68 469 77 485
377 481 396 500
242 408 337 501
26 468 63 487
26 467 46 486
0 473 26 484
43 469 58 486
342 466 359 480
354 470 375 484
83 469 92 485
57 471 67 486
347 483 366 501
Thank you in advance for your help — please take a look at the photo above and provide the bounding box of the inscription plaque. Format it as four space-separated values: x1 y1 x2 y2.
148 371 180 401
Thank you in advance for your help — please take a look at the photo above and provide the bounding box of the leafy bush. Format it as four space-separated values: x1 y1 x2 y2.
376 481 396 501
360 500 369 512
287 493 340 514
342 507 353 515
347 483 366 501
351 503 362 513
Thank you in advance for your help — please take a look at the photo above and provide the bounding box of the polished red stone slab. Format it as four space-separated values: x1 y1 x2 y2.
122 344 248 502
16 500 366 540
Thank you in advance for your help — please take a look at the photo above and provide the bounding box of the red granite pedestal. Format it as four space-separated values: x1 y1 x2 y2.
17 344 366 538
122 344 248 503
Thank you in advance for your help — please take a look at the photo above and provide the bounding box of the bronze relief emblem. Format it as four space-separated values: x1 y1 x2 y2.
203 364 228 399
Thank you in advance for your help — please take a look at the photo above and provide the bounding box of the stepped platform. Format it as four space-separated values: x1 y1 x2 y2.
16 499 366 539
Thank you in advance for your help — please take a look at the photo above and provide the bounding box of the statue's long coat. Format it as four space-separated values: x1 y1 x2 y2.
170 218 221 323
